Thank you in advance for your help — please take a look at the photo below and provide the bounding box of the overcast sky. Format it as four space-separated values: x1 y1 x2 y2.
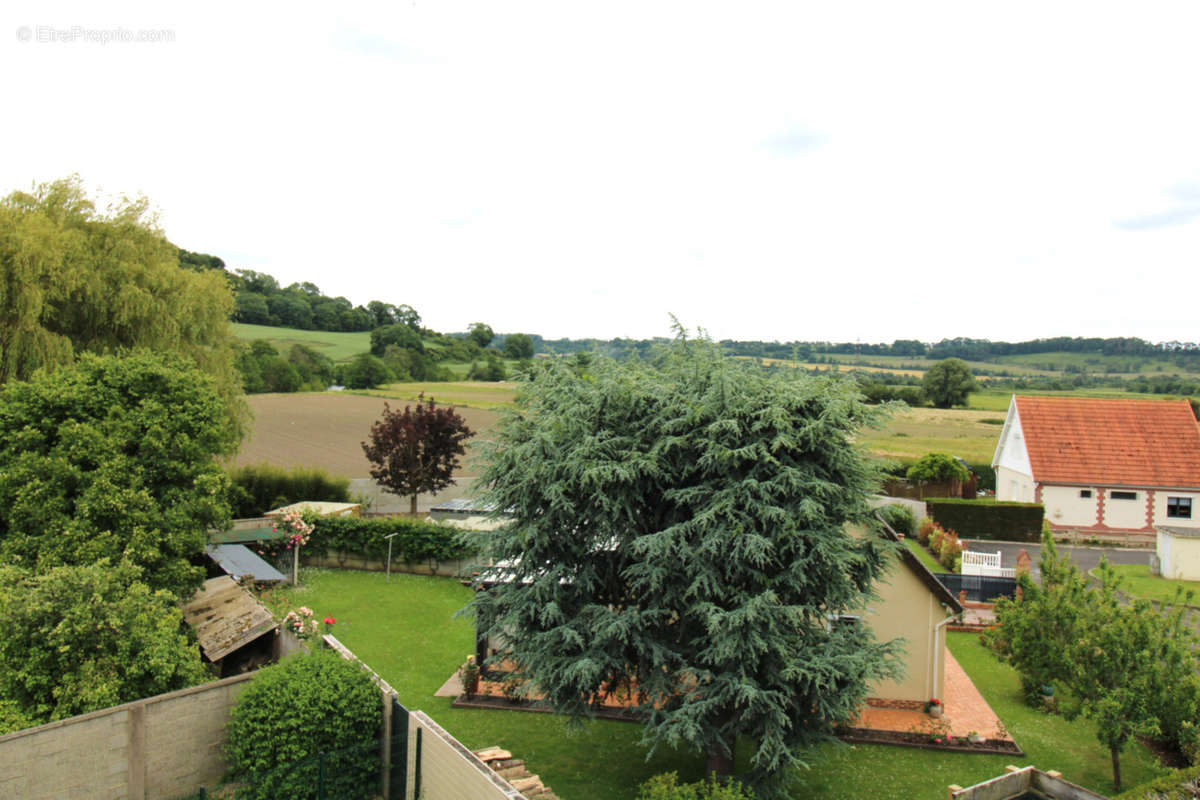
3 2 1198 344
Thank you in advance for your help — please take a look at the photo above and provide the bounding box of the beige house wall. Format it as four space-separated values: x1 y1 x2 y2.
1152 491 1200 528
1158 531 1200 580
1041 485 1098 527
1103 489 1147 528
866 557 950 703
0 673 253 800
995 466 1034 503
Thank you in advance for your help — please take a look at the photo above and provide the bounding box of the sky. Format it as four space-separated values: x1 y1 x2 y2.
2 2 1198 344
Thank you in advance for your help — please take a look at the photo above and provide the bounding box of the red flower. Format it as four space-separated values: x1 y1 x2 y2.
324 617 336 625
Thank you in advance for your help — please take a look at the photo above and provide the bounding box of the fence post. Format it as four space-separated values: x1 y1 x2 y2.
381 691 393 799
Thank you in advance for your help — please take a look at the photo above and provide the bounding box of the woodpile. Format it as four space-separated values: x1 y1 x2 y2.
473 747 560 799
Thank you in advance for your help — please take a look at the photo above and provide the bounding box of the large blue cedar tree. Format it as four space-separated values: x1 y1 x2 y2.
464 333 902 796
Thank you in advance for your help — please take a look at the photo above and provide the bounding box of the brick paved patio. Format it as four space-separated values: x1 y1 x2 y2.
853 650 1010 741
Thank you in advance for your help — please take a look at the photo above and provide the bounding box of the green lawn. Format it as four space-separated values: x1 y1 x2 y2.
904 537 945 574
265 570 1168 799
232 322 371 362
1101 564 1200 605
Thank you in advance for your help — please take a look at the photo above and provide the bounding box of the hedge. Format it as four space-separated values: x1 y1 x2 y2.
926 498 1043 542
228 463 351 518
305 516 476 564
1114 764 1200 800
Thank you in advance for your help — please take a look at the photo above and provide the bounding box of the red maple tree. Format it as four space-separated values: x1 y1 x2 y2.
361 395 473 515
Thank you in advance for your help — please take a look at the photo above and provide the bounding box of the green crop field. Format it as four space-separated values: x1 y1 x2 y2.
354 381 518 410
860 406 1004 464
968 388 1192 412
994 351 1200 377
232 323 371 362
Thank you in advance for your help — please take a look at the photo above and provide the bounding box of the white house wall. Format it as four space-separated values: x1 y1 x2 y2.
1041 485 1098 527
993 399 1033 502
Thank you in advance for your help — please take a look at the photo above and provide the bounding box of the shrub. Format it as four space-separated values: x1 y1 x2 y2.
637 772 757 800
929 523 946 553
1114 764 1200 800
878 504 916 537
917 518 936 546
228 464 351 518
227 651 382 800
937 528 963 571
906 453 969 484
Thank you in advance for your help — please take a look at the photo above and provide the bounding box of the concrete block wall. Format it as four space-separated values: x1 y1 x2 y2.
408 711 524 800
0 673 253 800
0 707 132 800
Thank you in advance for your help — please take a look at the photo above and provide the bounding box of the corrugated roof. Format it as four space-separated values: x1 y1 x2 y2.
209 526 283 544
266 501 361 517
205 544 287 583
182 577 277 662
1015 395 1200 487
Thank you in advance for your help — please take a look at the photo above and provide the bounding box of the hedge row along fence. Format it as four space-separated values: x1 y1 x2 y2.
926 498 1044 542
305 515 477 565
228 463 352 518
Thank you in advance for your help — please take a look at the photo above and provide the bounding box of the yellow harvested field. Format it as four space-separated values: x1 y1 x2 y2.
231 392 501 478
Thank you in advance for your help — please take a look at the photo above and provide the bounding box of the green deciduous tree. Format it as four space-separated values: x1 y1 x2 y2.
0 176 245 433
464 333 901 796
986 535 1200 792
0 561 209 726
468 322 495 349
362 396 473 516
905 452 969 484
341 353 393 389
502 332 534 360
921 358 977 408
370 323 425 356
0 350 235 598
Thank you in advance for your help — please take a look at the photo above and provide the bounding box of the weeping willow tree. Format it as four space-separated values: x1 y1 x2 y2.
0 176 244 437
463 331 902 797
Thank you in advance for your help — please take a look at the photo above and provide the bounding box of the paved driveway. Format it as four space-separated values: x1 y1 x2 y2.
964 540 1152 575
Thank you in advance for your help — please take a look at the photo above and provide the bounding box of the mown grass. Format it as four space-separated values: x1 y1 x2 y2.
265 570 1168 800
232 323 372 362
1101 564 1200 606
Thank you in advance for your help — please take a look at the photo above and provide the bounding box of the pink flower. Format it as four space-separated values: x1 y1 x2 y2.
324 617 336 626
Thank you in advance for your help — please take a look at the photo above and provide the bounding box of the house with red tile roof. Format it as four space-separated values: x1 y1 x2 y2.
992 395 1200 535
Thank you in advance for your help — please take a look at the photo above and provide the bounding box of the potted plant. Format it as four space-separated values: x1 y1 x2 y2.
924 698 943 718
459 655 480 699
967 730 984 744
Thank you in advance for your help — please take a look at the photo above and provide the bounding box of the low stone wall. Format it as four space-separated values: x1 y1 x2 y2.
304 551 475 578
0 673 253 800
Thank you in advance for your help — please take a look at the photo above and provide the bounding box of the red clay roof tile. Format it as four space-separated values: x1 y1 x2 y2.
1014 396 1200 488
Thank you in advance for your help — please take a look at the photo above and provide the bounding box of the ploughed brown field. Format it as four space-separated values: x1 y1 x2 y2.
232 393 501 478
